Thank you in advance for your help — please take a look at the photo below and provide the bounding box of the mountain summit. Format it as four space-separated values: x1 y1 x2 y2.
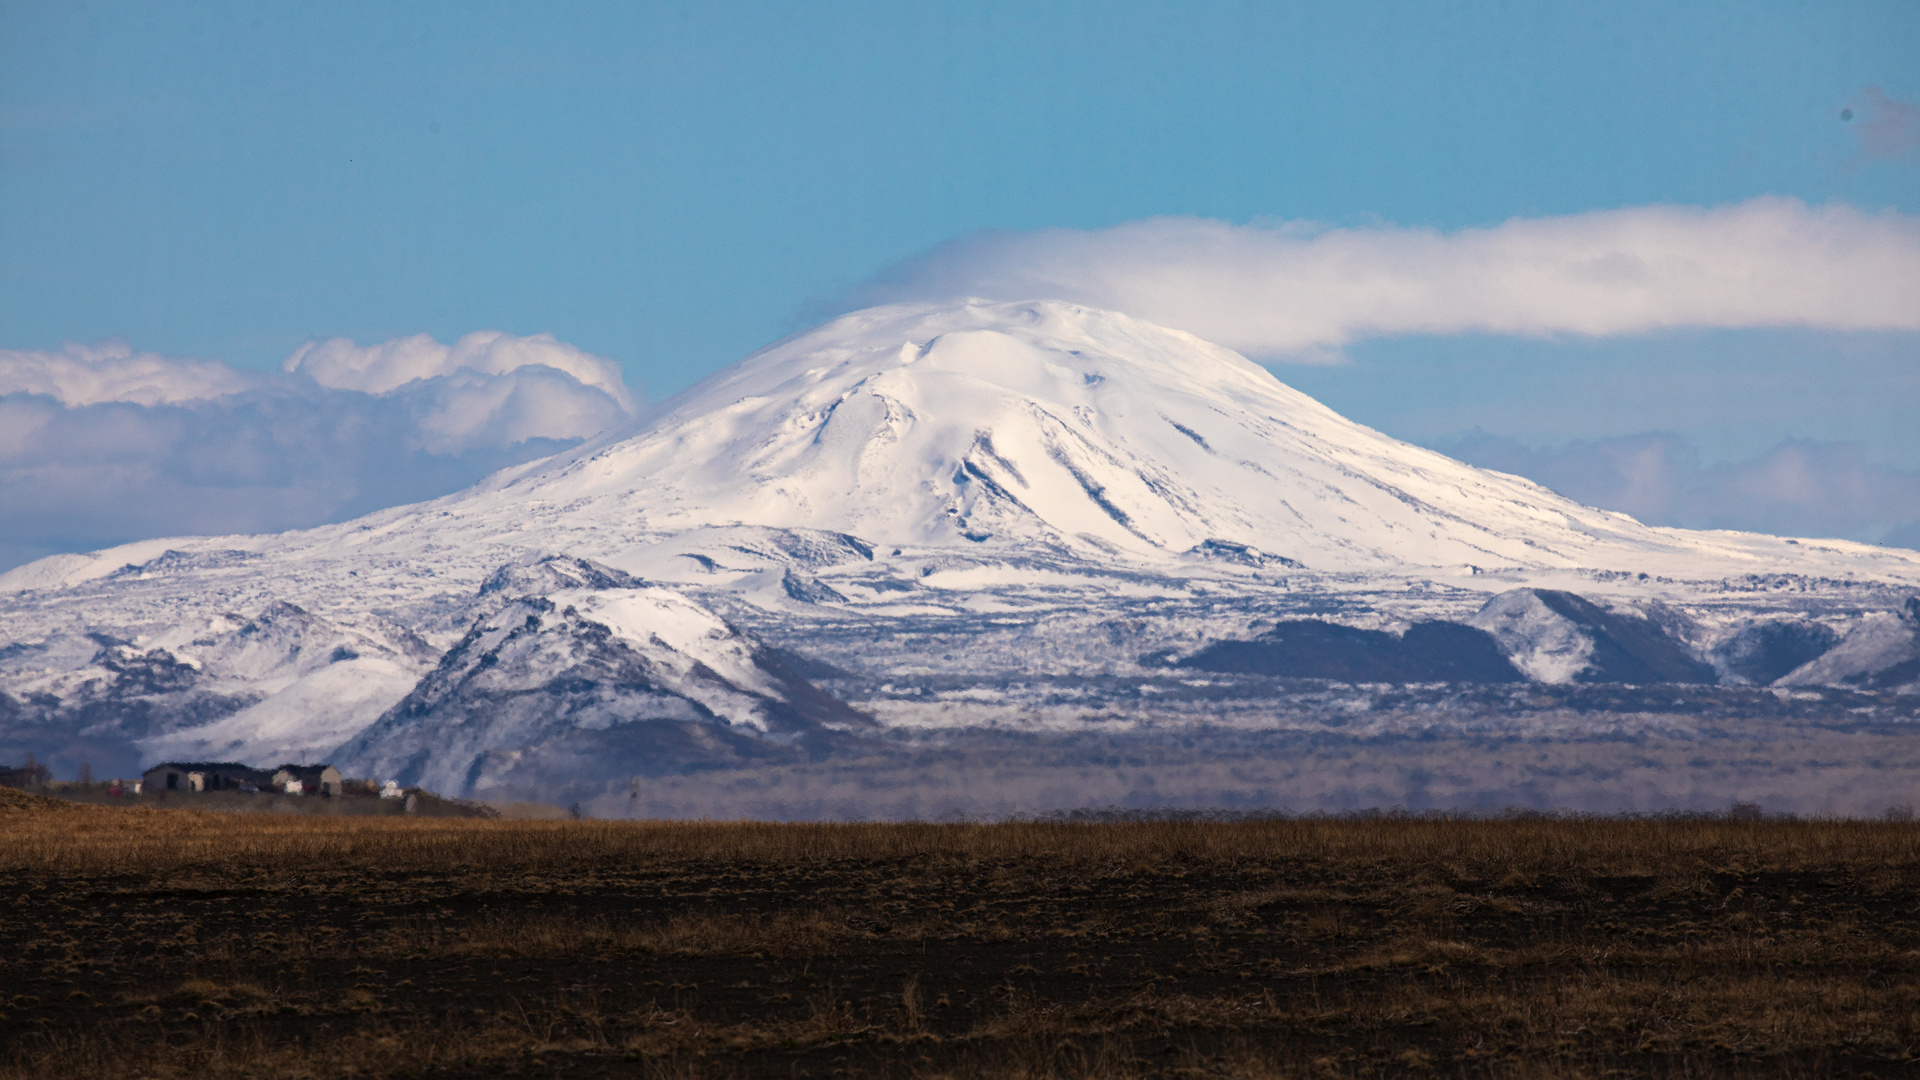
494 300 1884 576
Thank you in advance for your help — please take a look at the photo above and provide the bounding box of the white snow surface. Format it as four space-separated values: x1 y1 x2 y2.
1780 612 1919 687
1467 591 1596 684
547 586 785 726
138 656 422 765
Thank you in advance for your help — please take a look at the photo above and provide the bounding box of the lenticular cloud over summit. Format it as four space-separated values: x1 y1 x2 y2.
855 198 1920 359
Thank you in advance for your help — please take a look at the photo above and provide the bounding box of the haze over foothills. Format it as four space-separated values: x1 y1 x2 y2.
1 2 1917 573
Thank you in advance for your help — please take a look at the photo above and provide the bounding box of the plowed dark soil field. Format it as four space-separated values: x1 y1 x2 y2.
3 789 1918 1078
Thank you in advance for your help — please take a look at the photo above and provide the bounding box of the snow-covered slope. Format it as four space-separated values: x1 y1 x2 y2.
0 600 433 771
1468 589 1716 685
1779 598 1920 690
334 559 868 798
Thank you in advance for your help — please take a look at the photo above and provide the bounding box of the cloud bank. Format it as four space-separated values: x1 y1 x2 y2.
1438 431 1920 550
284 332 635 455
0 340 258 406
0 333 635 571
854 198 1920 360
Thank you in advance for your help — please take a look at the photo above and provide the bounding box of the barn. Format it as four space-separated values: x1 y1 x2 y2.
270 764 344 796
141 762 271 794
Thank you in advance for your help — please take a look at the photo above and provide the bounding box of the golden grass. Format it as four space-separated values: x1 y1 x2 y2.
6 800 1919 878
0 785 90 814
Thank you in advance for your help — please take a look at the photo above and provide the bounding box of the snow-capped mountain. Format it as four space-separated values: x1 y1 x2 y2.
503 301 1912 578
2 300 1917 804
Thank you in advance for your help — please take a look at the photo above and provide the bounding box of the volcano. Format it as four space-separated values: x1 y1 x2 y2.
2 301 1917 806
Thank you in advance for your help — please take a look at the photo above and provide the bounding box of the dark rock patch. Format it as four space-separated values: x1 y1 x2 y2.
1714 620 1840 686
1180 619 1524 684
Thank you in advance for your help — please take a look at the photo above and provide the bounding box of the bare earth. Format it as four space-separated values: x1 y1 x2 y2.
3 793 1918 1078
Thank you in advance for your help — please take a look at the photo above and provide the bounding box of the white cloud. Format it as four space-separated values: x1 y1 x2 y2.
0 330 634 452
0 332 638 571
0 340 257 406
854 198 1920 360
286 330 634 409
407 363 631 454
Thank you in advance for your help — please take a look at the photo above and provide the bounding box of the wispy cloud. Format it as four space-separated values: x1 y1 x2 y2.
1436 431 1920 549
1846 87 1920 162
851 198 1920 360
0 333 637 571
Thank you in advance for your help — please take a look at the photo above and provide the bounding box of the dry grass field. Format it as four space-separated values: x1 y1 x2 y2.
3 787 1919 1078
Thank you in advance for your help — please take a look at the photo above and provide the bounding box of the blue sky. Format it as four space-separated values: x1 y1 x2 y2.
2 0 1918 565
